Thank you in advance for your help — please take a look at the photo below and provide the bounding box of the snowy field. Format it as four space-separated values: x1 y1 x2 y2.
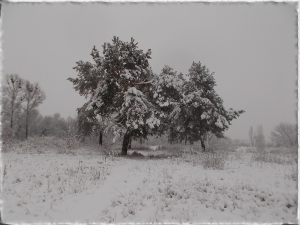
1 138 298 224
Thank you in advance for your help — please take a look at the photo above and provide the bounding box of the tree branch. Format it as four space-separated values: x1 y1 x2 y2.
132 80 154 86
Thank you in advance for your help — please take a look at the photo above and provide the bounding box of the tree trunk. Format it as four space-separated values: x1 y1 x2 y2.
200 136 206 151
99 131 102 145
206 134 209 149
169 128 173 144
15 132 19 140
11 106 14 138
139 138 143 148
122 132 131 155
25 117 28 139
128 136 132 149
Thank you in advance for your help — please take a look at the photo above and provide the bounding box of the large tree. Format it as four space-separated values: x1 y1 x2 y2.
165 62 244 150
69 37 162 155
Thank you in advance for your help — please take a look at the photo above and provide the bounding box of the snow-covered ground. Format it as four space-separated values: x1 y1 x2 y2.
1 145 298 224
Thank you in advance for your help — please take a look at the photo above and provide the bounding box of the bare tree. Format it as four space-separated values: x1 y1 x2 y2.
1 74 26 139
254 124 265 151
23 81 46 139
270 122 297 147
249 126 254 147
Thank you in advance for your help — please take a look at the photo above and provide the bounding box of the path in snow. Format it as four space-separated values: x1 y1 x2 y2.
47 158 146 223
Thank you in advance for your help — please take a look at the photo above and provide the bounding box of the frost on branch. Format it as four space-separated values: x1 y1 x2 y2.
146 112 160 129
112 86 161 137
215 118 223 129
152 66 185 109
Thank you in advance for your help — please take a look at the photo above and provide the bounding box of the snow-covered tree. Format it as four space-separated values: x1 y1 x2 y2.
69 37 245 154
149 66 186 144
69 37 162 155
166 62 245 150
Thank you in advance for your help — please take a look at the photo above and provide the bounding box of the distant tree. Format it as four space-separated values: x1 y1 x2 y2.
254 124 265 151
26 109 44 137
65 116 78 137
249 126 254 147
270 122 297 147
40 115 52 136
1 74 26 139
39 113 68 137
23 81 46 139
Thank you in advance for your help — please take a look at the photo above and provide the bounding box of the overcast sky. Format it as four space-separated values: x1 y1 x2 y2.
2 2 297 140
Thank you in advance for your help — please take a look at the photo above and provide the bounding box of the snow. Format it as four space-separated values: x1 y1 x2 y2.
148 145 161 151
146 112 160 129
2 146 298 224
215 118 223 129
201 112 209 120
121 69 132 79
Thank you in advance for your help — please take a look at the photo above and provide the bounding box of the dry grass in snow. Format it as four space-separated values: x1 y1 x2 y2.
1 138 298 224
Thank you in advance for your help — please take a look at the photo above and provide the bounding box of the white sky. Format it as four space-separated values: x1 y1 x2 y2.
2 2 298 140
